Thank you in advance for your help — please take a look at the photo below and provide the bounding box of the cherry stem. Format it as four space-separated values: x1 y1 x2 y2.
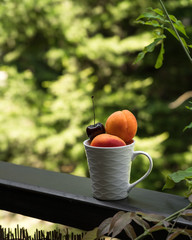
92 96 95 125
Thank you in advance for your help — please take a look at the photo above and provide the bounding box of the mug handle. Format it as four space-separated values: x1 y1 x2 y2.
127 151 153 192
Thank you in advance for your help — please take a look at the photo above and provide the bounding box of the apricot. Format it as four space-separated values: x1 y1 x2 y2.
90 133 126 147
105 110 137 143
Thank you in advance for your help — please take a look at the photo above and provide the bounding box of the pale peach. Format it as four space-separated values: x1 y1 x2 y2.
105 110 137 143
90 133 126 147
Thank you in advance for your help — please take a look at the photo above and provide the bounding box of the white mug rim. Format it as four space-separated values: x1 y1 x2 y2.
83 138 135 149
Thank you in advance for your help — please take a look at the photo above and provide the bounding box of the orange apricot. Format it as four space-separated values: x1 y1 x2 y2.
105 110 137 143
90 133 126 147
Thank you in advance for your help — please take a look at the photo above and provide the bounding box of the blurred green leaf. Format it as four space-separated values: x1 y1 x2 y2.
173 21 188 38
135 19 162 28
155 42 165 69
133 51 147 64
151 8 164 16
163 168 192 190
163 176 176 190
134 37 164 65
184 122 192 131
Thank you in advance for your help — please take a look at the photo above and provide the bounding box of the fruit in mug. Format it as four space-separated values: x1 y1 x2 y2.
90 133 126 147
86 96 105 140
105 110 137 143
86 123 105 141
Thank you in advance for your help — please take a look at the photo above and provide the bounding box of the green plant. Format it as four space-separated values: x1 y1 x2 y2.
95 165 192 239
134 1 192 68
134 0 192 192
0 0 191 191
97 200 192 239
95 1 192 239
163 101 192 197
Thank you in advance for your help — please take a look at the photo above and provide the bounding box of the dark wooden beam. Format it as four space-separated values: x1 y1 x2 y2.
0 161 191 231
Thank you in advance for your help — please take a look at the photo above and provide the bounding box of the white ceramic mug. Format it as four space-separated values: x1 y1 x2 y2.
84 139 153 200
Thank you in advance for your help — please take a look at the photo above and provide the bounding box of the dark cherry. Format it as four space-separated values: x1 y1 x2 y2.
86 122 105 141
86 96 105 140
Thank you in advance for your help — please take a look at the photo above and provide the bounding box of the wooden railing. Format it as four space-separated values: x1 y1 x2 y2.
0 161 191 231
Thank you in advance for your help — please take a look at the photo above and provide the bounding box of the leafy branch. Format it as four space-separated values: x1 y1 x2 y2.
95 167 192 240
97 198 192 239
159 0 192 65
97 2 192 239
96 2 192 239
134 1 192 68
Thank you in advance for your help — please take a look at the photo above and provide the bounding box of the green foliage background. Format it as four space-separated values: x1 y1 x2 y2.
0 0 191 194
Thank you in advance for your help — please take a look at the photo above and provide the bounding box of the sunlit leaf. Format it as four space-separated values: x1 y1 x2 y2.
135 20 162 28
136 12 157 21
124 224 137 240
152 8 164 17
134 38 163 65
137 9 165 22
168 14 178 23
155 42 165 69
145 38 163 52
167 15 188 37
97 218 112 238
135 5 191 70
173 21 188 38
133 51 146 64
